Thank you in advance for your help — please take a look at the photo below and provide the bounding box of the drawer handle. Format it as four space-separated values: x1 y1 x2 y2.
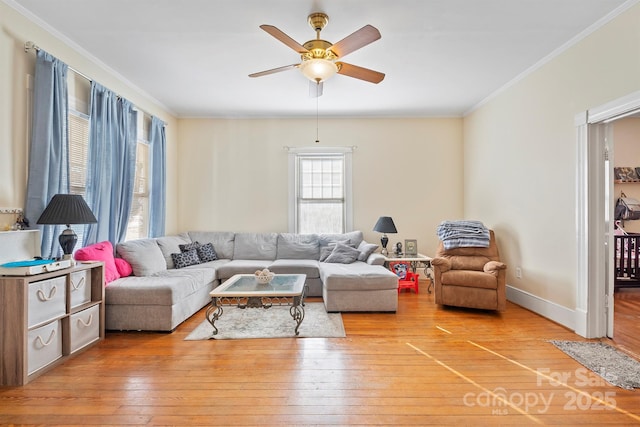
36 286 57 302
72 276 86 291
35 329 57 348
77 314 94 328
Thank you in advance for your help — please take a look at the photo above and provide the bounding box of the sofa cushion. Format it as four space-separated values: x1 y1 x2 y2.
441 270 497 290
188 231 235 259
156 233 192 269
171 249 201 269
197 242 218 262
320 262 398 291
276 233 319 260
74 241 120 284
106 269 209 306
324 242 360 264
357 240 379 262
116 238 166 276
268 259 320 279
233 233 277 260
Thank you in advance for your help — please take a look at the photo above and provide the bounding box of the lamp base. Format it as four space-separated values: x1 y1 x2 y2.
380 235 389 256
60 253 76 266
59 227 77 264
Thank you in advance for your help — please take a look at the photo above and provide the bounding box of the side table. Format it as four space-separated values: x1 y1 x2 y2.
383 253 434 293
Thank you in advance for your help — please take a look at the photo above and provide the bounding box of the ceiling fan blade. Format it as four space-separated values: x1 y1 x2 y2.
309 81 324 98
260 25 308 54
330 25 381 58
249 64 299 78
337 62 385 84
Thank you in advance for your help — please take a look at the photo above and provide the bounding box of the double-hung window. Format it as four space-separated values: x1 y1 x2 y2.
125 114 151 241
67 70 151 243
289 147 353 234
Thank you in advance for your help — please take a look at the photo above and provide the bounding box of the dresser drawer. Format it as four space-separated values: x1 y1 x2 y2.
28 276 67 327
69 270 92 308
69 305 100 353
27 320 62 375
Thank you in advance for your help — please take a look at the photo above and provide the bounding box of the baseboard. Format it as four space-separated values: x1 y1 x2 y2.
506 285 576 331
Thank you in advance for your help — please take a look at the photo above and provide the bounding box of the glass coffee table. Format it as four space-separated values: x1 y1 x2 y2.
206 273 307 337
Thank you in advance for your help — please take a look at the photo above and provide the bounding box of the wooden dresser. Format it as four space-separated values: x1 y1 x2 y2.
0 262 105 386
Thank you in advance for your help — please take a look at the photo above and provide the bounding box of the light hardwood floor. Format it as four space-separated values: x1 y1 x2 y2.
1 281 639 426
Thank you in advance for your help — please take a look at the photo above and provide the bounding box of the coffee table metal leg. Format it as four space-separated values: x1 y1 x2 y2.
290 304 305 336
205 302 223 337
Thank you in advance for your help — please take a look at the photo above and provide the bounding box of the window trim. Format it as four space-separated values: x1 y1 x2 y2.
287 146 353 233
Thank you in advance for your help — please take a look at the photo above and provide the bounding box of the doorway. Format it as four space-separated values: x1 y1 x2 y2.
577 89 640 340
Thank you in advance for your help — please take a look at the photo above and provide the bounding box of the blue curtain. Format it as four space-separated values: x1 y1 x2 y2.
24 50 69 258
148 116 166 237
84 82 137 245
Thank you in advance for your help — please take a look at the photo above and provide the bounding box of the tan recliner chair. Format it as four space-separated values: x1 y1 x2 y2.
432 230 507 311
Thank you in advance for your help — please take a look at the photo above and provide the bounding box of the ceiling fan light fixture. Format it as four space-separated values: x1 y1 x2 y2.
300 58 338 82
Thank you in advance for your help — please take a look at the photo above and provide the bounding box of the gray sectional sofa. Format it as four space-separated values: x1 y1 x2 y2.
105 230 398 331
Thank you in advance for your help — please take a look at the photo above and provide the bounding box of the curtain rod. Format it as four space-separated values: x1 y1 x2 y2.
24 41 164 125
25 41 93 83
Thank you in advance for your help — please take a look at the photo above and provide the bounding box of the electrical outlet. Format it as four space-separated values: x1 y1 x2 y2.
515 267 522 279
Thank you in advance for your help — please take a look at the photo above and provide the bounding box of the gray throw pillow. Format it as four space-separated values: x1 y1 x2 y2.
357 240 379 262
318 240 349 261
324 242 360 264
171 249 201 269
179 241 201 252
197 242 218 262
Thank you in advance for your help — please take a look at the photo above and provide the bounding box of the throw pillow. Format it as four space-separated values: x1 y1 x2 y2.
179 241 201 252
74 241 120 284
324 242 360 264
114 257 133 277
357 240 379 262
318 239 349 262
197 242 218 262
171 249 201 269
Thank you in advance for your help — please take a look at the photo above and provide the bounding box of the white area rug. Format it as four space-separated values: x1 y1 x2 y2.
185 302 345 340
550 340 640 390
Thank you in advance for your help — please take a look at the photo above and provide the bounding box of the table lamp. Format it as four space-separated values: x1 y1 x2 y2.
37 194 97 262
373 216 397 256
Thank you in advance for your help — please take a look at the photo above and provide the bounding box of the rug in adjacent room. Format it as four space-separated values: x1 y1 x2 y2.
549 340 640 390
185 302 345 340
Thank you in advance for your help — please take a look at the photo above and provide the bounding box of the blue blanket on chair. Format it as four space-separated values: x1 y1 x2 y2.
437 220 490 250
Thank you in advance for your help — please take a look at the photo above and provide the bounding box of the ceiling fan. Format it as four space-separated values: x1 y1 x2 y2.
249 12 385 97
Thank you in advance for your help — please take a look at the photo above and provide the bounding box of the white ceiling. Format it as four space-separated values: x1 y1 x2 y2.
7 0 633 118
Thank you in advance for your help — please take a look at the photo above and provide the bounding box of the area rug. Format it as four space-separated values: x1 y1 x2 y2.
549 340 640 390
185 302 345 340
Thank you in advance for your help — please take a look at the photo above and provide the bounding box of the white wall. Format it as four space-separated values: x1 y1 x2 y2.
0 2 179 233
177 117 463 254
464 4 640 309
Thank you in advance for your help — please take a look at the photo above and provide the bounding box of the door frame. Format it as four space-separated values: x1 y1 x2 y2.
576 89 640 338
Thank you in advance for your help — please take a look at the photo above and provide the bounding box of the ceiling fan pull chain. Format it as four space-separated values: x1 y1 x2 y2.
315 81 321 143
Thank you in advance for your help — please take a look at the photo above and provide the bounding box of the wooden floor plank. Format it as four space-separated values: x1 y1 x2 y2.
1 281 639 425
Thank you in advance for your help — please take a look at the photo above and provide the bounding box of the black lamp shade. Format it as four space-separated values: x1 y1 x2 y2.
37 194 97 256
37 194 97 226
373 216 397 234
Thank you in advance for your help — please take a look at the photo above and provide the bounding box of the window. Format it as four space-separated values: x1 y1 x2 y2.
289 147 353 234
125 114 150 241
68 110 90 247
67 68 151 243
